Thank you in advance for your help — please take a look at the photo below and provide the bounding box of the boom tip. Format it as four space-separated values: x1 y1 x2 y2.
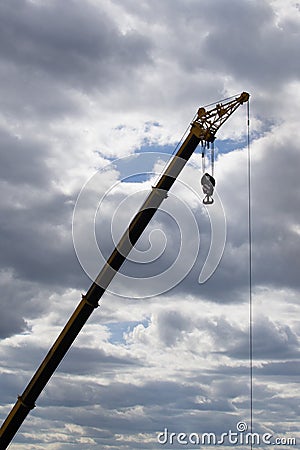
238 92 250 103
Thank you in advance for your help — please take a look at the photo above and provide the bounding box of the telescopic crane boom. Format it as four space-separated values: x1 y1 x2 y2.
0 92 249 448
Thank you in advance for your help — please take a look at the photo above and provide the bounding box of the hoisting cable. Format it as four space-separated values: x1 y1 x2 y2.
247 98 254 448
202 146 205 173
211 141 215 178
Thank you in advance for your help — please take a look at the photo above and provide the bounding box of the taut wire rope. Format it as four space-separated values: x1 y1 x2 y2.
247 98 254 448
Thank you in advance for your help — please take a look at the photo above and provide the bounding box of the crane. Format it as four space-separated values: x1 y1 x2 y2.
0 91 249 448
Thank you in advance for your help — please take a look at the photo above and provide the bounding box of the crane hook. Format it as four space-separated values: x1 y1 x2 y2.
201 173 215 204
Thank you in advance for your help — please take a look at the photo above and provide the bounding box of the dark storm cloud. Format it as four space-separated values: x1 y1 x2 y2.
215 360 300 380
0 126 50 186
0 190 82 285
0 125 85 339
59 345 141 376
0 273 49 338
256 360 300 377
216 313 296 362
0 153 90 337
0 278 90 340
213 316 300 360
0 340 139 377
249 135 300 289
113 0 300 95
0 372 29 404
42 379 204 411
0 307 28 338
156 309 194 347
0 0 152 83
0 126 85 291
0 0 152 120
202 0 300 89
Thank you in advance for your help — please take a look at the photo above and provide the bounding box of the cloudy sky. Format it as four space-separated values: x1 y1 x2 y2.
0 0 300 448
